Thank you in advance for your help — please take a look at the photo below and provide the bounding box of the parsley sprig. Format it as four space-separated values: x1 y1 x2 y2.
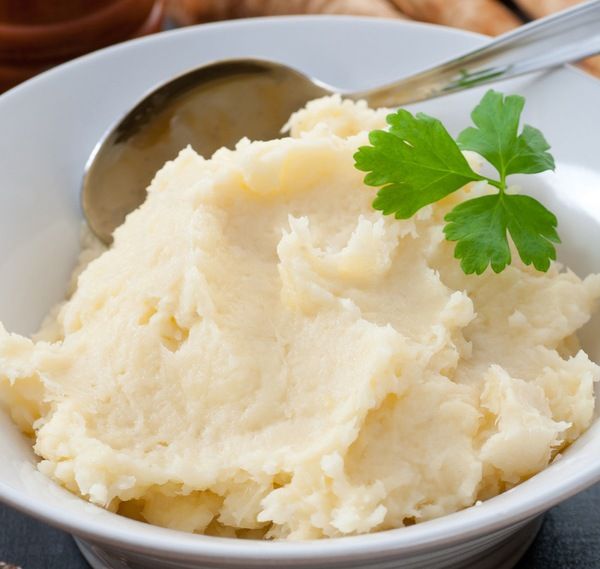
354 90 559 275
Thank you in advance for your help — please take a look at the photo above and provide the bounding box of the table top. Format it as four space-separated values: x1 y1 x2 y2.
1 484 599 569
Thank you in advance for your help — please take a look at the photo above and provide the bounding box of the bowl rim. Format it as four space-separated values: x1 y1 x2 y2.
1 14 600 563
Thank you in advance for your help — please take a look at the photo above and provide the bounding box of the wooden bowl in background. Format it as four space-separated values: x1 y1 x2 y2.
0 0 164 91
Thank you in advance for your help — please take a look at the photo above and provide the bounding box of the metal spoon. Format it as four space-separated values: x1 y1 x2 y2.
83 0 600 244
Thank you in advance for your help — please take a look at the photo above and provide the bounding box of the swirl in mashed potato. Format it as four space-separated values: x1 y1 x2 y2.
1 97 599 539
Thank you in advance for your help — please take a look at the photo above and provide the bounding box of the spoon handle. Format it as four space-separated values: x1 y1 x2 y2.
356 0 600 108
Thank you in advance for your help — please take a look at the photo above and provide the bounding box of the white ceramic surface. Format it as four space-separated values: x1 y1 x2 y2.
0 16 600 569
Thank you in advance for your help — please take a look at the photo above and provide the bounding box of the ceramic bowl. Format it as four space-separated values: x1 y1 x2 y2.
0 16 599 569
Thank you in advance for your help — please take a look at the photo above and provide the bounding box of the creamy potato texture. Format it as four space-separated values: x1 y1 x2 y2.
1 97 600 539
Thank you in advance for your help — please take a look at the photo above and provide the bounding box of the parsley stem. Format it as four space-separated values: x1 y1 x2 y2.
499 173 507 194
483 177 503 191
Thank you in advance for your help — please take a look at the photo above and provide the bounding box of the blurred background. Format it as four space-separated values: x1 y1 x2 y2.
0 0 598 92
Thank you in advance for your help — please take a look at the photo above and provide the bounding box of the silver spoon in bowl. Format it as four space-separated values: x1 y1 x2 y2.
83 0 600 244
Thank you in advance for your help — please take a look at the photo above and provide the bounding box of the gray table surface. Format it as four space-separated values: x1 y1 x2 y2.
1 485 599 569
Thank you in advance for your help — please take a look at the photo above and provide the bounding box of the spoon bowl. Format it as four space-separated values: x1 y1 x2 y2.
82 59 329 242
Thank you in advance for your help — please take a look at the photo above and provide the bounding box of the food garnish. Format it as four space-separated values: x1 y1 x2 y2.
354 89 559 274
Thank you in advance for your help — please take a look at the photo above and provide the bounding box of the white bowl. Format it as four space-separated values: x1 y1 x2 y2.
1 16 600 569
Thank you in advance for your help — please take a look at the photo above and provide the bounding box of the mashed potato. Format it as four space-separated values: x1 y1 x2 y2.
1 96 600 539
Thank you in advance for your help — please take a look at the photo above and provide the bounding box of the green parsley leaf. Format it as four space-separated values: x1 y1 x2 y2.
354 110 484 219
353 89 560 275
457 90 555 185
444 194 560 274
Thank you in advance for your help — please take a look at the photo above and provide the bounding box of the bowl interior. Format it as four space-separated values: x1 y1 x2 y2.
0 16 600 557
